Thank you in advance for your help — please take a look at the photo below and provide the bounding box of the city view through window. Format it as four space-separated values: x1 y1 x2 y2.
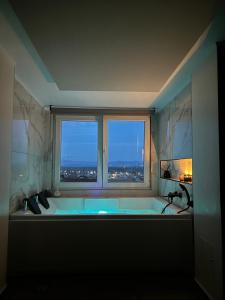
107 120 144 183
60 120 145 184
60 120 98 182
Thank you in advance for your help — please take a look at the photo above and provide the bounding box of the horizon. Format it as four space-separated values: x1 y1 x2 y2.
61 160 144 168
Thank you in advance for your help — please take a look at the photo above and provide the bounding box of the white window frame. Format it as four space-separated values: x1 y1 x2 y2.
103 115 150 188
54 114 150 190
54 115 102 189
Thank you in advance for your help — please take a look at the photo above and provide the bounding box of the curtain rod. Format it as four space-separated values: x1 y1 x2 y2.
50 105 156 115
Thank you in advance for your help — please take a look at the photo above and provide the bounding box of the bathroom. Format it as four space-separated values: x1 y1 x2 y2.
0 1 224 299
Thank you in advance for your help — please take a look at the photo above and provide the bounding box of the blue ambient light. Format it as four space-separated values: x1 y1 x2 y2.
98 210 108 214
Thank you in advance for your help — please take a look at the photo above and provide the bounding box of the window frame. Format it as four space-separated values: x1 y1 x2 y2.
54 115 103 189
102 115 150 188
54 114 150 190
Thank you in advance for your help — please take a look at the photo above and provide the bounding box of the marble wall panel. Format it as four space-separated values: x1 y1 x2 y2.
158 85 193 209
43 112 53 191
9 81 50 213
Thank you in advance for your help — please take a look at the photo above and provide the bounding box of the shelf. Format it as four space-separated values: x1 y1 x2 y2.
161 177 192 185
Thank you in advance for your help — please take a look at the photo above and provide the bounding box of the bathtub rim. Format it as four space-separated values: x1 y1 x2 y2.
10 196 192 221
9 214 192 221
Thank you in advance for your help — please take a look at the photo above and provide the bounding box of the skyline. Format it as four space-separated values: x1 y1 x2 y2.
61 160 144 167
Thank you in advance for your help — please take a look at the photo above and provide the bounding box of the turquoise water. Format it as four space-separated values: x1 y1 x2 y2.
55 209 158 215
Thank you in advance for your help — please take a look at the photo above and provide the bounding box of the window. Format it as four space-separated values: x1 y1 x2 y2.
55 115 102 188
103 116 150 188
54 114 150 189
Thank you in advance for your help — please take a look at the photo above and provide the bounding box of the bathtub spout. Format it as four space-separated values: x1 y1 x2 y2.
168 191 182 199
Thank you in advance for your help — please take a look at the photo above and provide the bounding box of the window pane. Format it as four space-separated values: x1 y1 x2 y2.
108 121 144 183
60 121 98 182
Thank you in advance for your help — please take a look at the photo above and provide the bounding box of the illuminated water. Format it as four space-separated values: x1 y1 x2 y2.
55 209 158 215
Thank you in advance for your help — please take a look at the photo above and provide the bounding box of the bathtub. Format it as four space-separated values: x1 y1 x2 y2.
11 197 190 218
8 197 193 275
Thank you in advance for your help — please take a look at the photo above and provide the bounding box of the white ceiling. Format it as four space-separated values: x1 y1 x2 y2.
0 0 224 107
0 9 158 108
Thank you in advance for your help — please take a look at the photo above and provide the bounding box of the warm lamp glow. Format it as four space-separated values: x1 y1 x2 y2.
177 159 192 181
184 168 192 176
183 173 192 183
160 158 192 184
179 174 184 181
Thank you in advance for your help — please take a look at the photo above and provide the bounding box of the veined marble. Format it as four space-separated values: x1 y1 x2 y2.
43 112 53 191
10 80 51 213
158 85 193 209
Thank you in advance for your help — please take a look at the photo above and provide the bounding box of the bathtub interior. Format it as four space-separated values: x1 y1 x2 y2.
13 197 189 216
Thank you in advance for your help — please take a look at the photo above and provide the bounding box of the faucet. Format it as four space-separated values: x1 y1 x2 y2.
161 190 182 214
161 183 193 214
168 190 182 200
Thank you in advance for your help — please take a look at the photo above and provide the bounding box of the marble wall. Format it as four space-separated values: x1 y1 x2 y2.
10 81 191 212
9 80 50 213
158 85 193 209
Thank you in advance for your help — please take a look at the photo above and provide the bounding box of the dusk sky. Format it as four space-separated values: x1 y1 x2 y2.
61 120 144 166
108 121 144 163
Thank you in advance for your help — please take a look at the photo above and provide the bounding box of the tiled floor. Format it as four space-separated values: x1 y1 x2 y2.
1 274 208 299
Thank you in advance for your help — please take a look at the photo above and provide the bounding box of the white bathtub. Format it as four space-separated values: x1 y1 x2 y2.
12 197 190 218
8 197 193 275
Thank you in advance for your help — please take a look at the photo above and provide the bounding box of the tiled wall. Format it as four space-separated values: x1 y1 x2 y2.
9 80 50 213
158 85 192 209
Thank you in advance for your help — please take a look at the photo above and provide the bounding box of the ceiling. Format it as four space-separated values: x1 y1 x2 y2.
8 0 223 92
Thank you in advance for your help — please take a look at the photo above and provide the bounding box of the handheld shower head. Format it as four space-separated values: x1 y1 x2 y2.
179 183 193 207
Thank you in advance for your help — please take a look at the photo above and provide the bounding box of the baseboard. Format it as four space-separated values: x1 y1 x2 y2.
0 283 7 295
195 277 213 300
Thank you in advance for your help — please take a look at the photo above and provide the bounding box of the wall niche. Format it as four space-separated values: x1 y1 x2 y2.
160 158 192 184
